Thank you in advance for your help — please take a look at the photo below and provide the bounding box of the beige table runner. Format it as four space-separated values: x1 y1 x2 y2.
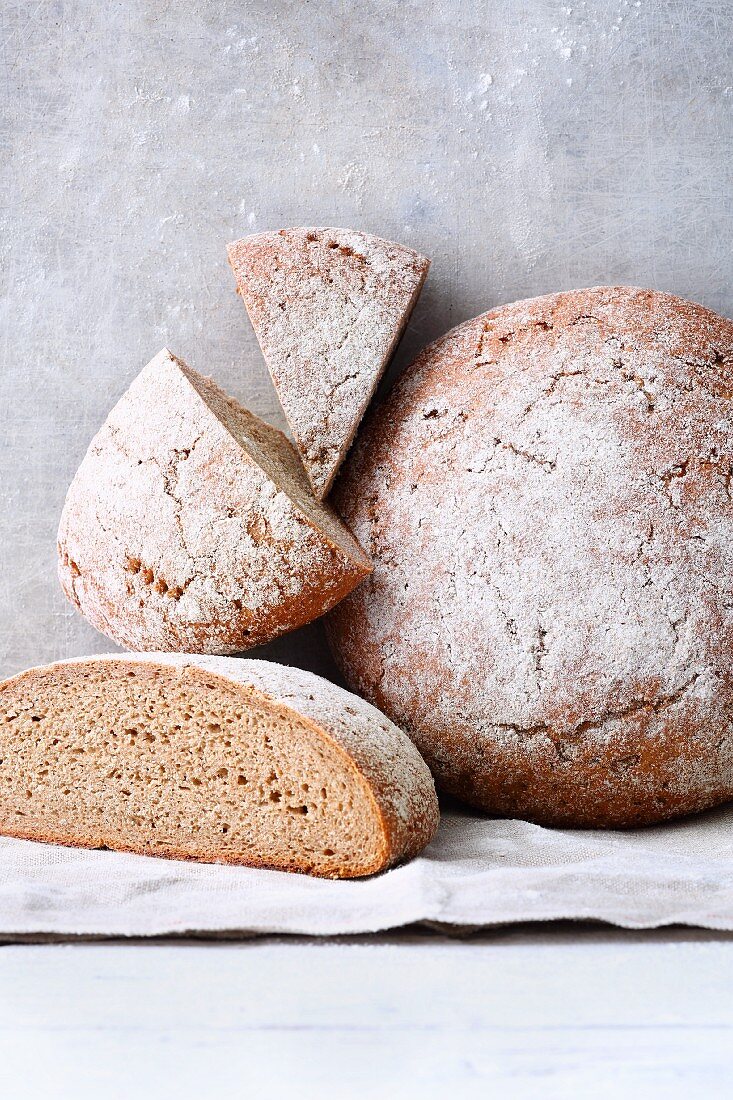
1 805 732 937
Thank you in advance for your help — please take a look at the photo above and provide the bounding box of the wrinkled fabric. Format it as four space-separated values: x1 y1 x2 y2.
1 805 732 937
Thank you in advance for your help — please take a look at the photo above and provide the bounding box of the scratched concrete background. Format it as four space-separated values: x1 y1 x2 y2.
1 0 732 679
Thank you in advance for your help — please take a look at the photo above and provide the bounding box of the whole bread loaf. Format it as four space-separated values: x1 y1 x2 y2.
327 286 733 828
0 654 439 877
58 349 371 654
228 228 429 498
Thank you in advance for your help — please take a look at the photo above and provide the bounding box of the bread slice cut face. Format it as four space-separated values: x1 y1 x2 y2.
0 655 439 878
57 350 371 654
227 228 430 498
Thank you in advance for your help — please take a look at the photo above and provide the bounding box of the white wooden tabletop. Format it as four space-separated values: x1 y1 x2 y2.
1 928 732 1100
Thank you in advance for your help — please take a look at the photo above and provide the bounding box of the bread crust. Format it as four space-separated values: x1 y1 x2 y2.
57 350 371 654
228 228 430 497
0 654 439 877
327 286 733 827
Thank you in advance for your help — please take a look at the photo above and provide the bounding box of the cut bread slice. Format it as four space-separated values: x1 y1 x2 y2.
227 227 430 498
0 654 439 877
58 350 372 654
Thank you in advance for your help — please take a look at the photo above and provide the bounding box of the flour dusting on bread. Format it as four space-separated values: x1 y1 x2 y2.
228 228 429 497
58 350 371 654
327 286 733 827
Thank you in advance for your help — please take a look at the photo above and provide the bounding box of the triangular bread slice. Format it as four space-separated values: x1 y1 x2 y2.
227 228 430 497
0 654 439 877
58 350 372 654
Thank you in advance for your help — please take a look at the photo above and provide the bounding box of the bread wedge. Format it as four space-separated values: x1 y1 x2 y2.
58 349 371 653
228 228 429 497
0 654 439 877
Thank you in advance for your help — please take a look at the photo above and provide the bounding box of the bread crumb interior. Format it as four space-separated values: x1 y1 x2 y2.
0 662 385 877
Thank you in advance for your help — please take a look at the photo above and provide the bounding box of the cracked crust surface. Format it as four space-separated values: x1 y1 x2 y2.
227 227 430 498
58 350 371 653
0 654 439 877
327 286 733 827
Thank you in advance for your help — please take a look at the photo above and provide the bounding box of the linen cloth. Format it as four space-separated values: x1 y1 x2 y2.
1 804 732 937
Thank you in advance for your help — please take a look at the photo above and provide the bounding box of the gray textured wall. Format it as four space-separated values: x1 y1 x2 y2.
2 0 732 679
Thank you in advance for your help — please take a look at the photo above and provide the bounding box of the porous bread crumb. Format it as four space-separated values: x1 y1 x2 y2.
0 654 439 877
57 349 371 654
327 286 733 827
227 227 430 498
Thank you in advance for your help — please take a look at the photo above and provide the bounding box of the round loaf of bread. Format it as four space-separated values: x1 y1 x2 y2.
327 286 733 827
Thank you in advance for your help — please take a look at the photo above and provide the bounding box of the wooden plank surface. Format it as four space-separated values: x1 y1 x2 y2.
1 928 732 1099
